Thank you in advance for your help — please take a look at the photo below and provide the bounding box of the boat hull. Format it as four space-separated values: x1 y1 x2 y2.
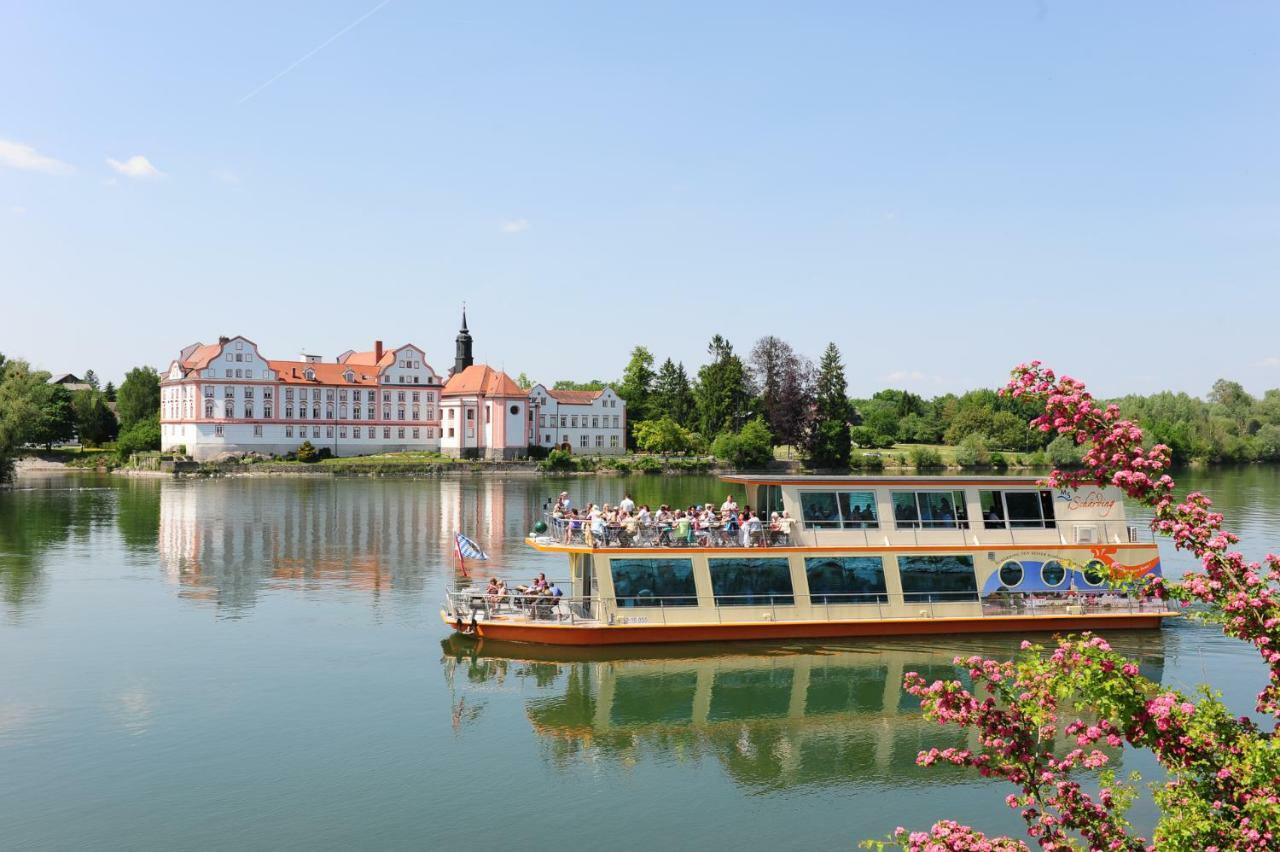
440 610 1173 646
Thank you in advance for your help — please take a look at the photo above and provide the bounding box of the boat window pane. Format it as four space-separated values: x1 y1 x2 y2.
709 557 794 605
897 555 978 602
838 491 878 529
1041 560 1066 587
1039 490 1056 526
1004 491 1044 528
1083 559 1107 586
801 492 841 528
917 491 967 529
610 558 697 607
998 560 1023 587
759 485 785 519
979 491 1006 529
891 492 919 527
804 556 887 603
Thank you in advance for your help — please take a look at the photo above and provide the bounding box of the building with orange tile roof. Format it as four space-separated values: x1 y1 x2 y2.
160 335 444 460
527 383 626 455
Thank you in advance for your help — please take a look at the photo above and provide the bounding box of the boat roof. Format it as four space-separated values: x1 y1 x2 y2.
719 474 1049 487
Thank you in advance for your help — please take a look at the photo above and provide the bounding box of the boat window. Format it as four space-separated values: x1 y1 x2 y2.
800 491 879 529
897 555 978 602
998 560 1023 587
979 490 1056 530
1083 559 1107 587
891 491 969 529
708 558 794 605
610 558 698 607
758 484 785 520
1041 560 1066 587
804 556 887 603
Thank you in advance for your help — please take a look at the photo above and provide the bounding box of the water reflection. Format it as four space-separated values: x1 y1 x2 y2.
441 633 1167 791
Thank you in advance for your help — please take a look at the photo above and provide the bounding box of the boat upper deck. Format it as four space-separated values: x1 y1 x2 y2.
532 475 1147 553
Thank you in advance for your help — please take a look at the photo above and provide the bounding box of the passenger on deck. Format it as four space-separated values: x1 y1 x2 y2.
485 578 501 609
534 572 549 591
619 493 635 514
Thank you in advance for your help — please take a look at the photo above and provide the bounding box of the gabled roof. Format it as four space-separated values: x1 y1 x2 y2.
180 343 222 371
545 389 604 405
49 373 82 384
266 359 380 386
443 364 524 397
340 349 395 368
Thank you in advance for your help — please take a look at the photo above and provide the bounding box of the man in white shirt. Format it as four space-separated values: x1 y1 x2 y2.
619 493 635 514
721 495 738 515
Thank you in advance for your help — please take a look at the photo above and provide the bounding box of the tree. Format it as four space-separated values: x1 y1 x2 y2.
103 381 116 401
514 372 534 389
894 362 1280 848
651 359 696 428
72 389 119 447
616 346 655 448
552 379 610 391
711 419 774 470
115 415 160 459
116 366 161 430
806 343 852 468
749 336 814 450
28 384 76 449
694 335 753 438
82 369 100 391
632 416 702 455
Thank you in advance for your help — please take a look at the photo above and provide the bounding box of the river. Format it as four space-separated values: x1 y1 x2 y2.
0 469 1275 849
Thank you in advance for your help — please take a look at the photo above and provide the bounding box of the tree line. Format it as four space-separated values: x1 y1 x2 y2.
0 354 162 480
525 337 1280 469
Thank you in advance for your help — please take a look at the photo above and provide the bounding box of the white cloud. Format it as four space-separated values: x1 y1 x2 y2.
501 218 530 234
0 138 74 175
107 155 164 179
1256 356 1280 368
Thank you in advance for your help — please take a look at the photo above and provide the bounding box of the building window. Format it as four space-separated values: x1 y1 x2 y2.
571 415 578 427
326 427 334 438
244 404 254 418
204 386 214 398
708 557 793 606
263 388 272 399
412 428 420 439
610 435 619 448
592 416 599 428
224 401 234 417
800 491 879 529
339 390 348 401
312 407 320 419
383 427 391 439
595 435 603 448
559 415 567 427
244 387 254 399
326 390 334 401
286 406 294 418
214 425 224 436
412 392 420 402
326 405 334 419
245 370 253 379
226 353 233 362
979 490 1056 530
466 409 474 421
397 391 405 402
612 415 619 428
353 405 361 419
285 389 294 401
340 405 348 419
580 434 588 448
353 427 361 439
610 558 697 607
448 409 455 420
224 386 234 398
264 406 273 418
804 557 887 603
205 401 214 418
897 555 978 603
891 491 970 530
312 426 320 438
253 425 263 437
383 406 391 420
544 433 551 443
539 414 546 427
398 428 405 439
225 370 232 377
311 389 320 401
412 406 420 420
398 407 405 421
285 426 293 438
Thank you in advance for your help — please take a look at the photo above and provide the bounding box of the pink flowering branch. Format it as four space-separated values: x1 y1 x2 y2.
877 362 1280 850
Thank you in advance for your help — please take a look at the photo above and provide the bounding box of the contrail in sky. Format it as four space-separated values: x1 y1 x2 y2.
238 0 394 104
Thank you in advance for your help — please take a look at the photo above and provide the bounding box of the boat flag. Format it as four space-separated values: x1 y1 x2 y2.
455 531 489 562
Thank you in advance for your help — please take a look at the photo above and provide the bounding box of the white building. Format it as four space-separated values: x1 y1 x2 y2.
527 384 626 455
160 336 444 460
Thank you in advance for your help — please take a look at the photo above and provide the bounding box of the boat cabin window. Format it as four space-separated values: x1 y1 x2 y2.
891 491 969 529
979 490 1055 529
758 484 785 520
610 558 698 607
897 555 978 602
800 491 879 529
708 557 794 605
804 556 888 603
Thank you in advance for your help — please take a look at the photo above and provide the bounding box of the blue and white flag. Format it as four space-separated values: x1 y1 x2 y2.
454 531 489 561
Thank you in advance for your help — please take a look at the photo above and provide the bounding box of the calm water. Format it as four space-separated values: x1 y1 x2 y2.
1 469 1276 850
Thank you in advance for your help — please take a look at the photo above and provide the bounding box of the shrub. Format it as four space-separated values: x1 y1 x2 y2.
908 446 943 469
989 451 1009 469
525 444 551 461
712 419 774 470
540 448 574 472
295 441 319 463
861 453 885 471
116 416 161 460
316 447 333 460
633 455 663 474
954 434 991 468
1046 433 1086 467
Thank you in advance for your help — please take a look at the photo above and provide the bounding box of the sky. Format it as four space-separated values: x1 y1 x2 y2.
2 1 1278 399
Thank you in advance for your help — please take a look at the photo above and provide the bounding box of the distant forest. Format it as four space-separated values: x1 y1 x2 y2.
519 338 1280 467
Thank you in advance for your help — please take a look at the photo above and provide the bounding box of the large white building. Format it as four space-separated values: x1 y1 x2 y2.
160 335 444 460
527 384 626 455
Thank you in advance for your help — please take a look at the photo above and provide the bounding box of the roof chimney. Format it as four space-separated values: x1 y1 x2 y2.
218 336 230 345
375 340 384 362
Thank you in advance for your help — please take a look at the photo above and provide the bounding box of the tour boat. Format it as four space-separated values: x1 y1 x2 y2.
441 475 1176 646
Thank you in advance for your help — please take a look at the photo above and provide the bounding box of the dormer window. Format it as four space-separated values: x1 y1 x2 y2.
304 368 315 381
344 370 354 383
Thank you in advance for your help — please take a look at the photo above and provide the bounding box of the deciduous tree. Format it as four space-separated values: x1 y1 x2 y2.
749 336 813 450
116 367 161 430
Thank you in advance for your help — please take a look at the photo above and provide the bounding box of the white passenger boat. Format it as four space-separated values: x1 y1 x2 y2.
442 475 1175 645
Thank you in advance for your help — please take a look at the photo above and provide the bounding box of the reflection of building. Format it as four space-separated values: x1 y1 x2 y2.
441 636 1166 790
156 478 553 611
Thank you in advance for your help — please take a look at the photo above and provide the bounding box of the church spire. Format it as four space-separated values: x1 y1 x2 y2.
453 306 474 375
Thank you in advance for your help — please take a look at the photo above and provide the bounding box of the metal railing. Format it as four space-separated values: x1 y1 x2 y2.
444 588 1169 628
542 515 792 549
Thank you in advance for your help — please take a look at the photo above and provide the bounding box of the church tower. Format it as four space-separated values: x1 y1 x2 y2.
452 309 474 376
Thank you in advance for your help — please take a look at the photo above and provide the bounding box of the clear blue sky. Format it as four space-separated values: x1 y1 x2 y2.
2 2 1277 398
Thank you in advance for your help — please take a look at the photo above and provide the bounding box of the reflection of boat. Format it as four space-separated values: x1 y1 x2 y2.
440 632 1166 789
443 475 1176 645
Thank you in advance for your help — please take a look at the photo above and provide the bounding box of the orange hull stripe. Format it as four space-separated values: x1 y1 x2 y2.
443 613 1173 646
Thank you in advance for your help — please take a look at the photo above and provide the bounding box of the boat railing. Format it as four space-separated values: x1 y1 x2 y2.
444 588 1169 627
542 515 793 549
